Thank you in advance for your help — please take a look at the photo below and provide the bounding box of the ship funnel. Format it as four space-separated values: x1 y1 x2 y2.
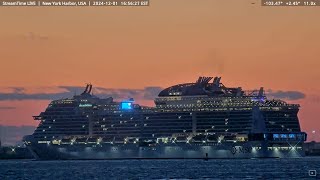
236 87 242 96
88 84 93 94
82 84 89 94
258 87 264 97
196 76 213 86
81 83 92 95
213 77 221 87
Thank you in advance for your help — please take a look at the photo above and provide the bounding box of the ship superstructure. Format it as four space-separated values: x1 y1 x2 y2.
24 77 307 159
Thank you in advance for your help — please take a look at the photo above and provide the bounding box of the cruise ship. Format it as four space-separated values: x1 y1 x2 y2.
23 76 307 160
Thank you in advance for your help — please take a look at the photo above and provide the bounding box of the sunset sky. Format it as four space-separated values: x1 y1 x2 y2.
0 0 319 144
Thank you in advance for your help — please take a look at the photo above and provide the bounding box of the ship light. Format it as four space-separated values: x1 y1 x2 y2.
252 147 257 154
121 99 134 110
79 104 92 107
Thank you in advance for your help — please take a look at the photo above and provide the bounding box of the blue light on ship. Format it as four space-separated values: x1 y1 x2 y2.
251 97 266 102
121 102 132 110
289 134 296 139
121 99 134 110
280 134 288 138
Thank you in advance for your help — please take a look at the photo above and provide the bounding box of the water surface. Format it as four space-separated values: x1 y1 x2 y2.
1 157 319 179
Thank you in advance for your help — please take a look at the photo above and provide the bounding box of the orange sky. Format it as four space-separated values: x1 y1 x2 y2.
0 0 319 140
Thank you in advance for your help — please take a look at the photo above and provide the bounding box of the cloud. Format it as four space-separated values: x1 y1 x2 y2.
0 91 70 101
0 125 36 146
305 94 320 103
11 87 25 93
93 86 162 100
0 86 163 101
266 90 306 100
0 86 307 102
143 87 163 100
0 106 16 110
21 32 49 41
312 95 320 103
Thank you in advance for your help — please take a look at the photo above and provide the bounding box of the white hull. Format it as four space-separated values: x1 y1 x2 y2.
26 141 305 160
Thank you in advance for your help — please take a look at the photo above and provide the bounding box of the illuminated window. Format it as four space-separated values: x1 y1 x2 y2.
280 134 287 138
289 134 295 138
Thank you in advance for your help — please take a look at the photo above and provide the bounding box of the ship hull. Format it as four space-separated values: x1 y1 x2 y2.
26 141 305 160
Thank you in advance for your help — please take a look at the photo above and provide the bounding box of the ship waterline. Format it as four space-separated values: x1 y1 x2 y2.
25 140 304 160
24 76 307 159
